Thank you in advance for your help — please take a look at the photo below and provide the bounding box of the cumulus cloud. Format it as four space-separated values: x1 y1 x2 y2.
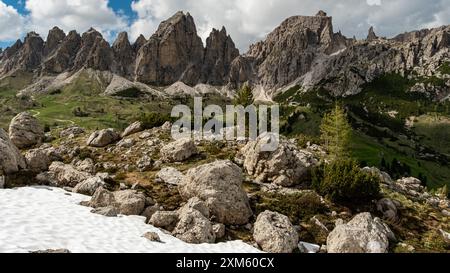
0 1 25 41
24 0 128 41
1 0 450 52
129 0 450 52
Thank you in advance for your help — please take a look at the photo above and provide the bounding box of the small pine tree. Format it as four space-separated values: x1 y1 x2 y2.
234 84 254 107
320 103 352 160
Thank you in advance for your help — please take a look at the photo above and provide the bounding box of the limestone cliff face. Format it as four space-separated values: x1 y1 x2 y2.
43 30 81 74
44 27 66 56
112 32 135 76
201 27 240 85
134 11 204 85
73 28 113 71
242 11 348 91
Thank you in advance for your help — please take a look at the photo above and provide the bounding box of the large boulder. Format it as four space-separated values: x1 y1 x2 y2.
327 213 396 253
9 112 44 149
172 205 216 244
149 211 180 231
86 129 120 147
179 160 253 225
253 211 299 253
48 162 91 187
0 128 26 174
238 136 318 187
0 129 26 174
160 138 198 163
24 148 51 172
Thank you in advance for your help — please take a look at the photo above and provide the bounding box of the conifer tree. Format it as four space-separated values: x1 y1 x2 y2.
234 84 254 107
320 103 352 160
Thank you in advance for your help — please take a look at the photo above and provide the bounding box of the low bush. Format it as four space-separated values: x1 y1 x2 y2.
312 159 381 204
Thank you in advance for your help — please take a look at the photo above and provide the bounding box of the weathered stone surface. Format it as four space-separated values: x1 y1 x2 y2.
253 211 299 253
377 198 401 222
9 112 45 149
0 129 26 174
48 162 91 187
60 127 85 138
91 206 118 217
155 167 184 185
121 121 143 138
149 211 180 232
112 190 146 216
73 176 105 196
327 213 395 253
87 128 120 147
25 148 51 172
73 28 114 71
44 27 66 56
173 205 215 244
239 136 318 186
135 11 204 85
112 32 134 76
43 30 81 73
142 232 162 243
160 138 198 163
179 160 253 225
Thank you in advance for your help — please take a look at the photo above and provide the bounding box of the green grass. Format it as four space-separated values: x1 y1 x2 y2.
438 62 450 75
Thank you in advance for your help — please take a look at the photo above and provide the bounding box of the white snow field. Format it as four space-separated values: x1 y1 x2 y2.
0 186 261 253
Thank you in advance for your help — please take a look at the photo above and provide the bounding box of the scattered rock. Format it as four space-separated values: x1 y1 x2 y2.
142 232 162 243
155 167 184 185
327 213 395 253
179 160 253 225
24 148 52 172
160 138 198 163
298 242 321 253
87 128 120 147
149 211 179 232
72 158 96 174
89 187 115 209
440 229 450 244
142 204 162 222
117 138 135 149
253 211 299 253
122 121 143 138
9 112 44 149
137 155 153 172
377 198 400 222
91 206 118 217
112 190 146 216
173 206 216 244
60 127 85 138
31 249 71 254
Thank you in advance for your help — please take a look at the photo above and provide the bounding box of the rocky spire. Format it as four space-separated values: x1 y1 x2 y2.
44 27 66 56
135 11 204 85
201 26 239 84
133 34 147 53
112 32 134 76
73 28 113 71
367 26 378 41
43 30 81 73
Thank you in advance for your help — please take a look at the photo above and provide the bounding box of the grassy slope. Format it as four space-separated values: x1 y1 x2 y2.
275 73 450 189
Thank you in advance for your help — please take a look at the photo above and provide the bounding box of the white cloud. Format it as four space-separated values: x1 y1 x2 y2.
128 0 450 52
0 1 25 41
24 0 128 41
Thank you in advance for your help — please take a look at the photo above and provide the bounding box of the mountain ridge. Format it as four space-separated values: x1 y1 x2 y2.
0 10 449 100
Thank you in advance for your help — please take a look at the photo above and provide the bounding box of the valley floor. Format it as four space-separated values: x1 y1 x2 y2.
0 186 260 253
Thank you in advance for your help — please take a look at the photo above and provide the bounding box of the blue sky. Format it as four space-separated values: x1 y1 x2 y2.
1 0 450 52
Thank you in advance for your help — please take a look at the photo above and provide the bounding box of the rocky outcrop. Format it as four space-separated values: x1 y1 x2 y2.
132 35 147 53
238 136 318 187
173 204 216 244
149 211 180 231
179 160 253 225
367 26 378 41
73 28 113 71
201 27 240 85
43 30 82 73
44 27 66 56
0 129 26 175
253 211 299 253
73 176 105 196
112 32 134 76
160 138 198 163
24 148 52 172
87 128 120 147
327 213 395 253
135 11 204 85
9 112 45 149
